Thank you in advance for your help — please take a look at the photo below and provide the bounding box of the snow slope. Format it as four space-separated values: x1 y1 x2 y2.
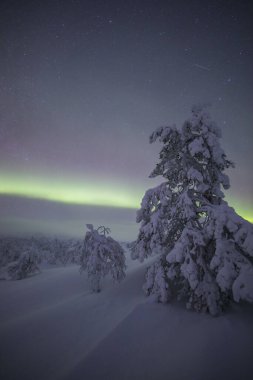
67 303 253 380
0 251 253 380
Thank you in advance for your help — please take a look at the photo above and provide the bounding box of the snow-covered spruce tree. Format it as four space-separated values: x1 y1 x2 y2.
80 225 126 292
132 105 253 315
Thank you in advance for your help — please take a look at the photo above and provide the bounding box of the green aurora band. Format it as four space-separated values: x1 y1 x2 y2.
0 172 252 223
0 172 142 209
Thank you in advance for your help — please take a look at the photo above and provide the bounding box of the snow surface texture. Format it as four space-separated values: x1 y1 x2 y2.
132 105 253 315
0 249 253 380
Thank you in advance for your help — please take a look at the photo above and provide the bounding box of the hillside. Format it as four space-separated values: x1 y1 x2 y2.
0 251 252 380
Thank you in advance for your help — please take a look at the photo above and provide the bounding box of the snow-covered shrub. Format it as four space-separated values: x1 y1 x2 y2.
132 105 253 315
80 225 126 292
6 249 40 280
0 237 83 272
0 238 26 266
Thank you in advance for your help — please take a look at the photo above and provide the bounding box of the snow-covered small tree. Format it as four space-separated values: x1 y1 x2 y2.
6 248 40 280
132 105 253 315
80 224 126 292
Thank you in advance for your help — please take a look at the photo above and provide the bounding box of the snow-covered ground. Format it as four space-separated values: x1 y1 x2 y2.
0 251 253 380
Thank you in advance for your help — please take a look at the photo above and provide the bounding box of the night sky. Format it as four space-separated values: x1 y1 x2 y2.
0 0 252 240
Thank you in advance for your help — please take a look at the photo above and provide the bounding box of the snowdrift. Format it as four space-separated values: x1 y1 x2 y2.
0 251 252 380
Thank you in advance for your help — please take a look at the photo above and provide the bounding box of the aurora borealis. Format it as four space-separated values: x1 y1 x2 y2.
0 171 142 209
0 0 252 240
